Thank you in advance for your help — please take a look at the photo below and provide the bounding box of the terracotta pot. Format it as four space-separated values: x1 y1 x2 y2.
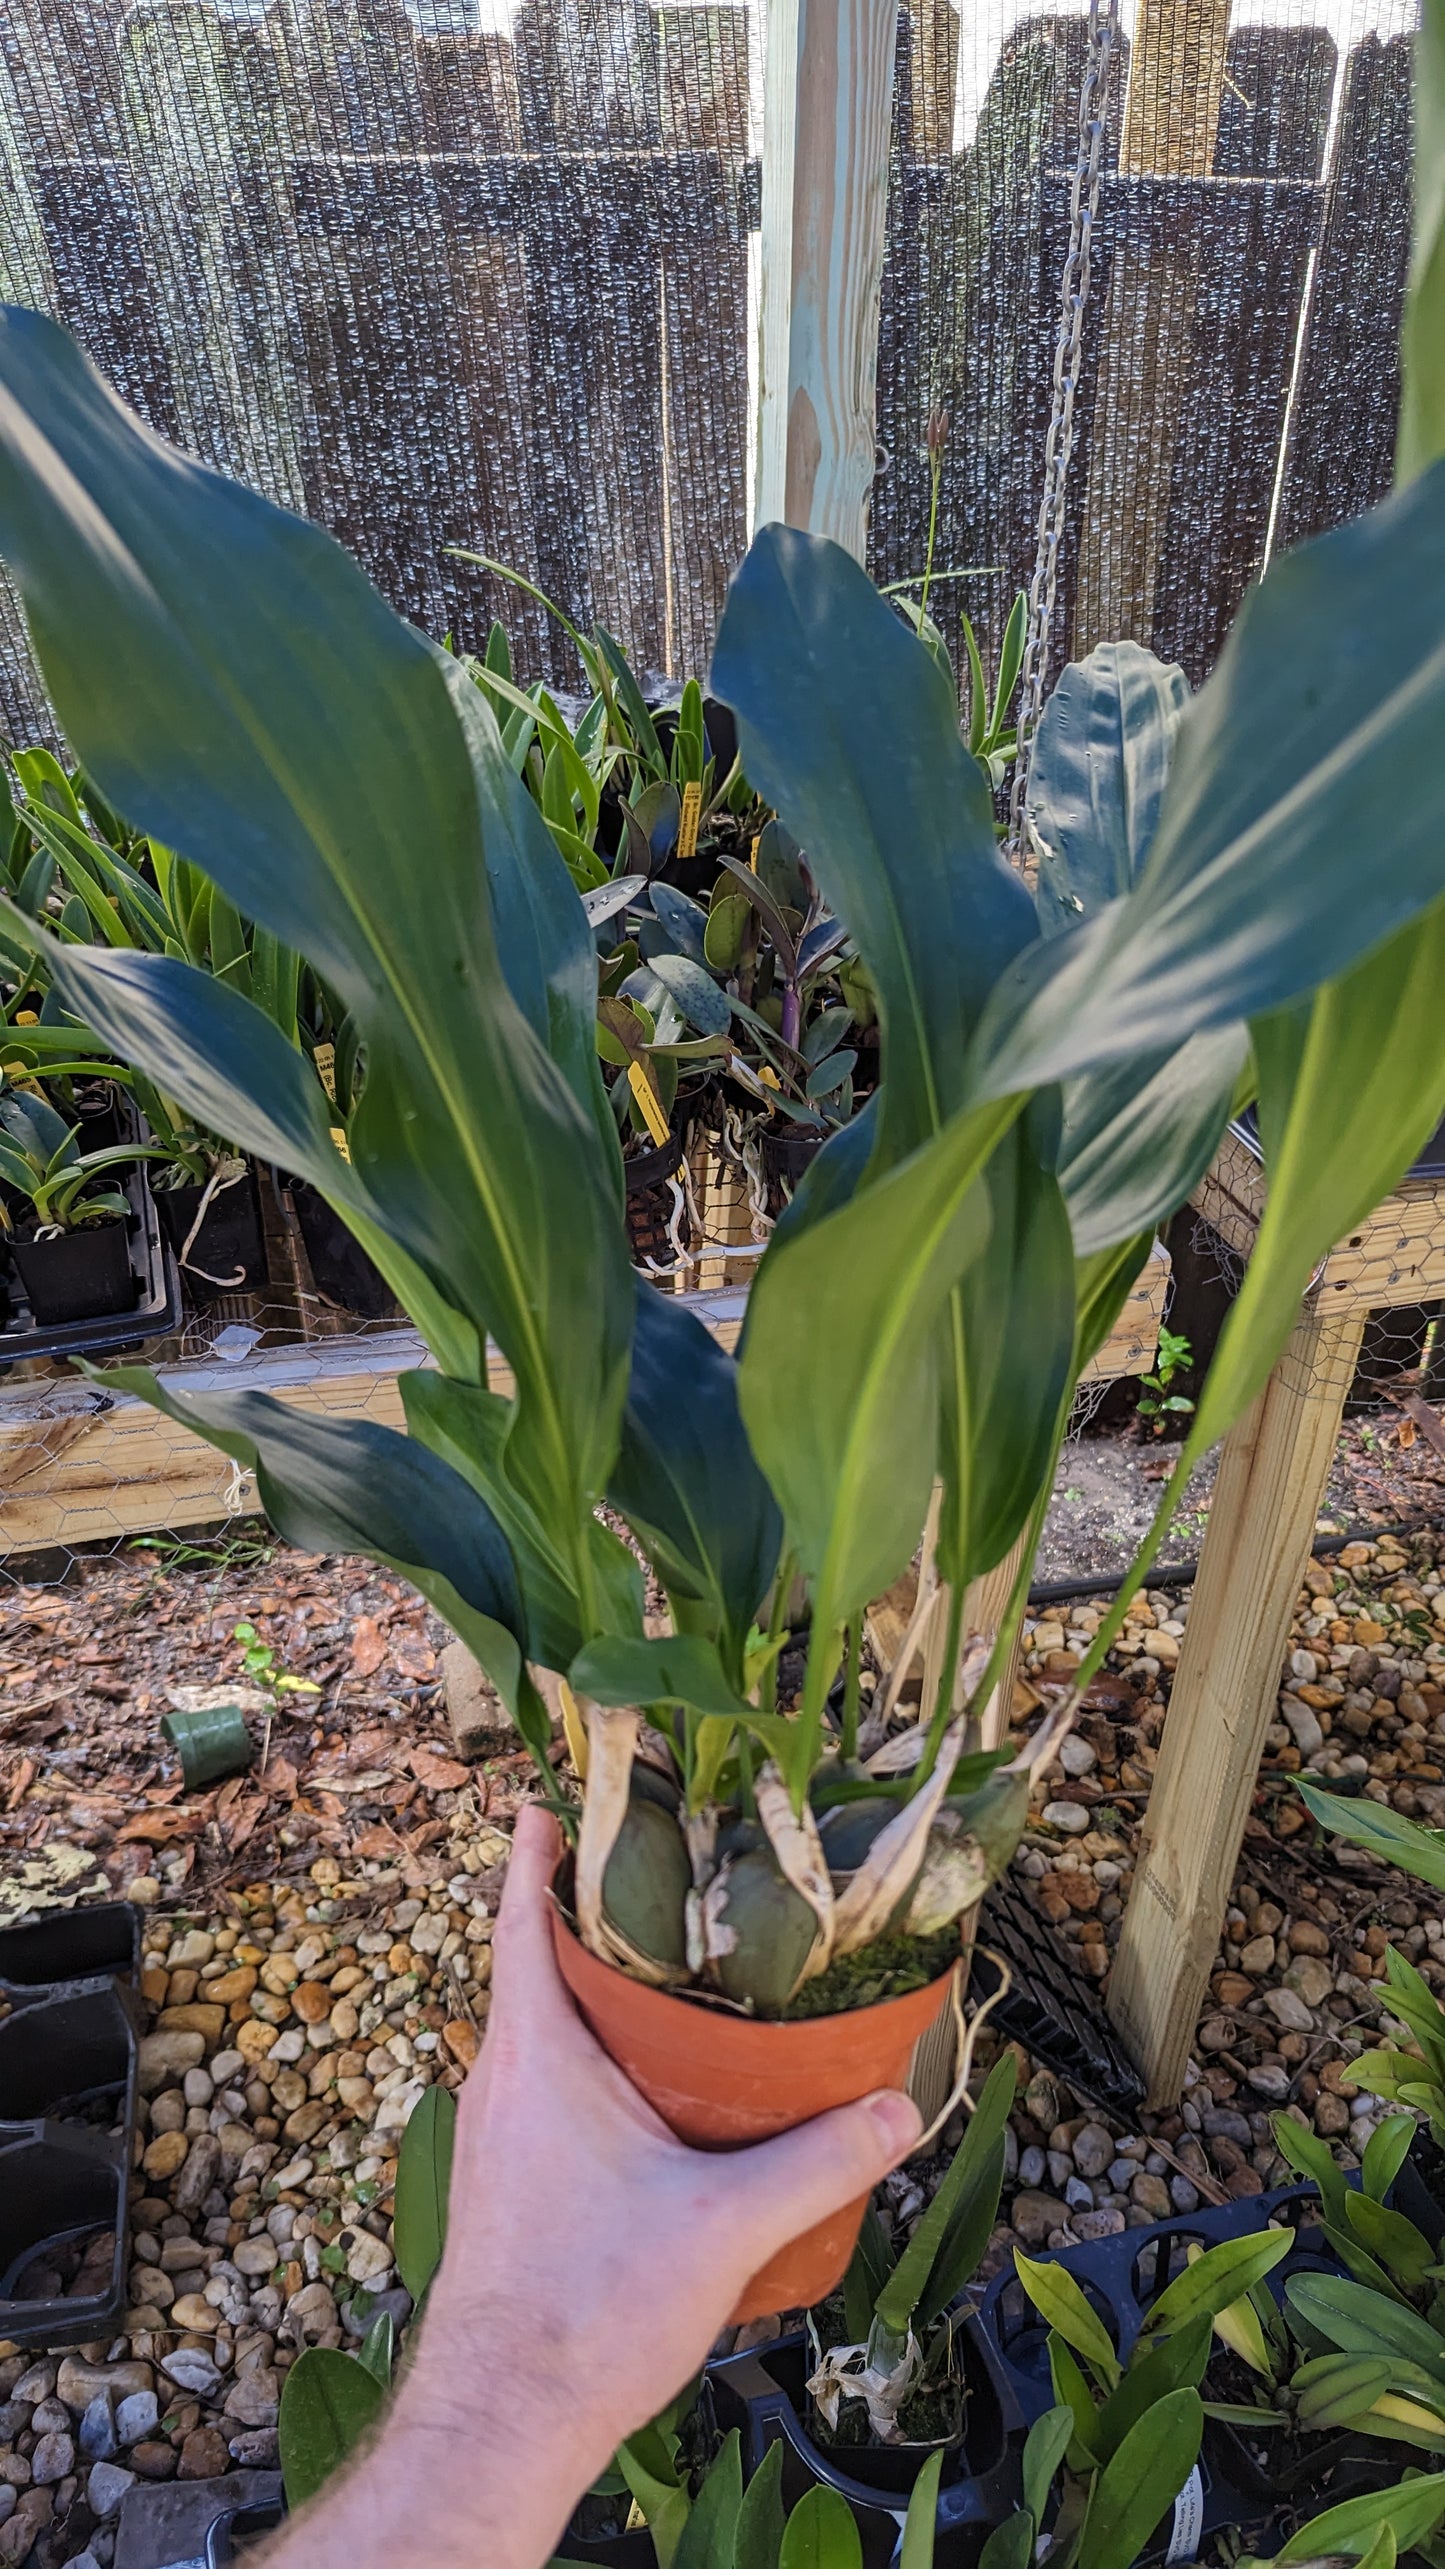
551 1907 955 2322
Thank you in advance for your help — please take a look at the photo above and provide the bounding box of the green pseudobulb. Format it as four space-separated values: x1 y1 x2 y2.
601 1796 691 1973
714 1848 820 2013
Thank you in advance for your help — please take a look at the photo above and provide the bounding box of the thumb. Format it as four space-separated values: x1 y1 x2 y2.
716 2089 923 2269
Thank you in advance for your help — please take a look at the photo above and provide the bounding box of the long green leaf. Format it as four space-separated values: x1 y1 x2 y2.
735 2441 787 2569
674 2432 742 2569
0 305 632 1561
1295 1778 1445 1893
974 464 1445 1092
1275 2474 1445 2560
712 526 1036 1173
1076 2387 1203 2569
1189 902 1445 1452
87 1369 533 1725
778 2486 863 2569
1139 2228 1292 2345
1027 642 1191 934
877 2051 1016 2333
277 2347 385 2509
1093 2320 1210 2467
1287 2274 1445 2376
900 2449 943 2569
607 1279 781 1689
1015 2252 1120 2385
393 2085 456 2305
1023 2406 1074 2528
739 1093 1019 1759
1058 1026 1247 1255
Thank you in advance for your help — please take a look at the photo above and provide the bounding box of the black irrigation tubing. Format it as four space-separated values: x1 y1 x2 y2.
1026 1521 1423 1608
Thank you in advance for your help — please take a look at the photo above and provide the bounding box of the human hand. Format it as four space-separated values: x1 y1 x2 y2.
391 1800 922 2559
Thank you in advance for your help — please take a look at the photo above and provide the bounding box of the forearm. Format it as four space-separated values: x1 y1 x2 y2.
263 2352 610 2569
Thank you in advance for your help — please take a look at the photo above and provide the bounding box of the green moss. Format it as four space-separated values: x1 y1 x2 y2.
776 1922 960 2020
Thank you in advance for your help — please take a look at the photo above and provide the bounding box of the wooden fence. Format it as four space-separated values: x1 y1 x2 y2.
0 0 1415 739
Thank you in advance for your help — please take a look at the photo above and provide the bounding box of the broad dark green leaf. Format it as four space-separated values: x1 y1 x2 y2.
739 1095 1019 1746
0 306 632 1544
1295 1777 1445 1891
900 2450 943 2569
878 2051 1016 2333
735 2442 787 2569
438 650 620 1181
393 2084 456 2305
88 1368 531 1722
1345 2190 1437 2287
400 1369 643 1674
974 464 1445 1093
607 1279 780 1688
936 1120 1076 1589
1287 2275 1445 2376
1276 2474 1445 2561
278 2347 386 2509
1027 642 1190 935
711 524 1036 1172
570 1632 747 1722
1077 2388 1203 2569
1058 1026 1248 1256
778 2485 864 2569
1398 0 1445 485
674 2431 743 2569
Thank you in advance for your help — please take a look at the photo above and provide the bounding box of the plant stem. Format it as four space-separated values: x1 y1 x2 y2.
758 1545 796 1719
840 1616 862 1760
919 449 942 629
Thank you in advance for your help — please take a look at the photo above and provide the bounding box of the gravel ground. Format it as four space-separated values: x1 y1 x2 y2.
2 1503 1445 2559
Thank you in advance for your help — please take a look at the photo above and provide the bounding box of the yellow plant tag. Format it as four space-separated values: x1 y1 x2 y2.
749 833 761 871
558 1678 589 1780
313 1040 337 1103
627 1060 670 1145
677 779 703 863
329 1124 352 1165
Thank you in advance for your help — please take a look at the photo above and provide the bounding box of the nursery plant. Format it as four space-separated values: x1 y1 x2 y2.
0 56 1442 2298
807 2051 1016 2449
1294 1783 1445 2150
0 1083 157 1232
1002 2227 1296 2569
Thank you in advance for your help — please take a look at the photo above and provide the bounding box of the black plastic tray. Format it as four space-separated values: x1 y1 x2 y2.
0 1900 141 2347
0 1105 179 1363
973 1874 1147 2118
977 2183 1396 2553
708 2317 1024 2569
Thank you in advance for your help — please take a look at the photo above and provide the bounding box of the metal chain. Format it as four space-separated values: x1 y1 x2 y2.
1006 0 1121 854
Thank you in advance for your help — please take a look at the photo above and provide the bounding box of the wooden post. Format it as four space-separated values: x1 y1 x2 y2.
1117 0 1232 180
1107 1299 1367 2104
755 0 898 558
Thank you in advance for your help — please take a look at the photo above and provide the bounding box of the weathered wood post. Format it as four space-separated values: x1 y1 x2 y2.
755 0 899 557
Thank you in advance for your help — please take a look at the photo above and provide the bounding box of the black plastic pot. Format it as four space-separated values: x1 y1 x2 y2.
206 2498 287 2565
291 1180 398 1320
976 2184 1397 2555
8 1217 136 1326
1390 2129 1445 2243
155 1163 267 1300
163 1701 256 1789
623 1132 685 1266
760 1127 824 1215
708 2319 1024 2569
69 1078 125 1155
971 1874 1146 2119
0 1901 141 2349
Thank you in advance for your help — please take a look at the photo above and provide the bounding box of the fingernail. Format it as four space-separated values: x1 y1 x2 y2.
864 2090 924 2156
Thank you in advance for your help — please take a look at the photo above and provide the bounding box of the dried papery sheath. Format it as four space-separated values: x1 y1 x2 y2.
755 1761 836 1975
